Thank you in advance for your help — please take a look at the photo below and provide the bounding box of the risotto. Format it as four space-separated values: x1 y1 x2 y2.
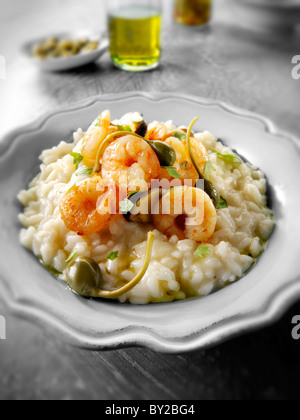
18 111 274 304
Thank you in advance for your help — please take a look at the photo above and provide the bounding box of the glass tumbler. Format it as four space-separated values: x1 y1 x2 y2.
174 0 212 26
107 0 162 72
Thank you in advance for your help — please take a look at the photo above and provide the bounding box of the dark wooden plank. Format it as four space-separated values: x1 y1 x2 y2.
1 301 300 400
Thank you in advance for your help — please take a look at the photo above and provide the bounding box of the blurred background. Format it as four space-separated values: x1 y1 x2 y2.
0 0 300 138
1 0 300 400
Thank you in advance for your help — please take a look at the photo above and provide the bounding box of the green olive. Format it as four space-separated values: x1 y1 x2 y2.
66 257 103 297
146 141 176 167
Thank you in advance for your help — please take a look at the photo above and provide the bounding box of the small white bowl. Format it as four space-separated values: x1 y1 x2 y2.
229 0 300 32
23 31 109 72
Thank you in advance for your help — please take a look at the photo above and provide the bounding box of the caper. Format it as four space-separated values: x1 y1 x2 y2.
66 257 103 297
146 141 176 167
114 114 148 137
80 41 99 53
134 120 148 137
44 38 59 51
76 37 89 50
57 40 79 57
123 189 163 224
195 177 220 207
203 179 220 208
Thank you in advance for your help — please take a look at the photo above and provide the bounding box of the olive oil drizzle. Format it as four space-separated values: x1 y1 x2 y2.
65 232 155 299
95 232 155 299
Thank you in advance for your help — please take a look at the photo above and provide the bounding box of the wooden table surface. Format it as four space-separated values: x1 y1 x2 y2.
1 0 300 400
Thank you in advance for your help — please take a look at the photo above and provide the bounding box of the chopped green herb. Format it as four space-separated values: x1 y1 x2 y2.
107 251 119 261
195 245 211 258
117 125 132 132
211 148 241 164
173 131 186 141
120 198 135 213
216 196 228 209
162 166 181 179
75 166 93 177
94 118 101 127
69 152 83 169
204 161 216 179
65 249 78 264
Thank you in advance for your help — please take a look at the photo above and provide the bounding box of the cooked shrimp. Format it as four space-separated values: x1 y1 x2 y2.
60 176 116 236
162 137 199 186
183 137 208 175
81 110 111 167
158 137 208 186
153 186 217 242
147 122 168 140
101 135 161 188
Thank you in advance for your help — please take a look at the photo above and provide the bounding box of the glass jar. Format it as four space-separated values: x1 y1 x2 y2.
107 0 162 72
174 0 212 26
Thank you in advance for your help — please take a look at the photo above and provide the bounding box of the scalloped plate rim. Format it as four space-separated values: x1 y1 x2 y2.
1 91 300 354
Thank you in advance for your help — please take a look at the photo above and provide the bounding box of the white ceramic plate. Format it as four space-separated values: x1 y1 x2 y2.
22 32 109 72
1 92 300 353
